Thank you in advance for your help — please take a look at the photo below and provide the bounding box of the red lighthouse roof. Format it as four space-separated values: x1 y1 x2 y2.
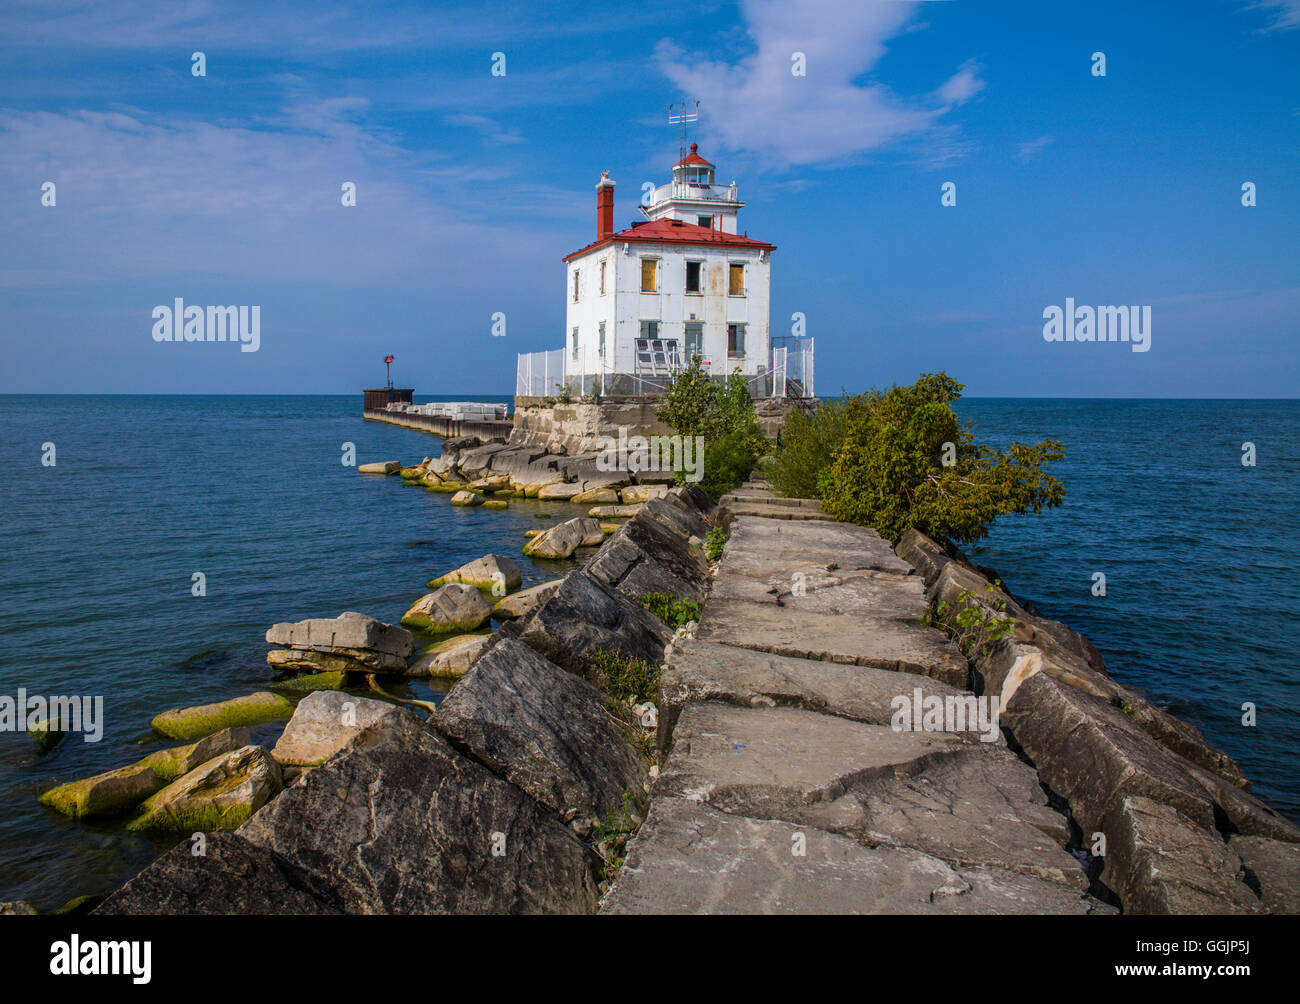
563 218 774 262
673 142 714 169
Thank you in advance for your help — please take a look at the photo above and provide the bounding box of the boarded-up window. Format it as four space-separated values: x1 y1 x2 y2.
686 260 702 293
727 323 746 358
573 270 580 302
728 263 744 295
640 320 659 340
641 258 657 292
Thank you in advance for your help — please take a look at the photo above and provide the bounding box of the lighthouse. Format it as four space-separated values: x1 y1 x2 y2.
532 144 782 397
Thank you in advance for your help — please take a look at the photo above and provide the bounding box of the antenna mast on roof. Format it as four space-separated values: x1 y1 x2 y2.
667 98 700 162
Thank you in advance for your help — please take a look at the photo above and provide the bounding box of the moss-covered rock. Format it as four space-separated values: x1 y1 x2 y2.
427 554 522 594
38 727 253 819
274 671 347 692
151 692 293 742
400 584 493 634
407 634 491 677
127 745 282 833
481 499 508 510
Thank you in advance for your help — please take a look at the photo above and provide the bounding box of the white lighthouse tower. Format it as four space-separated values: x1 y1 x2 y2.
516 143 811 399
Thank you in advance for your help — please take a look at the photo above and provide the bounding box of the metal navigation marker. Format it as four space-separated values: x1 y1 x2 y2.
668 99 700 161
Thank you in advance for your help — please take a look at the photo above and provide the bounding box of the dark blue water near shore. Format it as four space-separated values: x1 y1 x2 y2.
0 395 1295 909
0 394 567 910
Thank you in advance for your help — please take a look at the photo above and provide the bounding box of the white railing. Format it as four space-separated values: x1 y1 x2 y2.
516 349 565 397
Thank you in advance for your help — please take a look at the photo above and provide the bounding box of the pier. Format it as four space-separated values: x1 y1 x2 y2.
362 389 513 440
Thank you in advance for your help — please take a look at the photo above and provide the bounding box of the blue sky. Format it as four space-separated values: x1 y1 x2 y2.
1 0 1297 396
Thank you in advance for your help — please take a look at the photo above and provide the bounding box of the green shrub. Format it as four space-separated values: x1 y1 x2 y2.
765 398 846 499
657 361 765 500
640 592 702 629
703 527 727 561
589 649 659 705
818 373 1064 544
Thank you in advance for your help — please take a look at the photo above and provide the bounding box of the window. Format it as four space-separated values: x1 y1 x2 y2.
685 260 702 293
684 322 703 359
697 215 713 229
598 321 606 359
640 320 659 341
571 326 579 361
572 269 580 302
640 258 658 292
728 263 745 296
727 323 746 358
599 259 606 295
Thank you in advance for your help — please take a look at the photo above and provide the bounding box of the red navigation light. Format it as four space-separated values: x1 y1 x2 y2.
384 355 394 364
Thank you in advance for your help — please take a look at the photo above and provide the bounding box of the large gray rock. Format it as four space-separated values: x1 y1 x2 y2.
456 442 512 479
1185 761 1300 843
436 639 647 817
128 745 283 832
522 517 604 559
240 711 599 913
492 579 562 620
95 831 341 915
601 798 1111 915
585 505 710 604
1230 835 1300 914
1099 795 1261 914
1000 671 1217 835
516 571 672 679
401 583 493 633
428 554 522 593
265 611 413 673
406 633 491 677
266 611 412 658
272 692 401 767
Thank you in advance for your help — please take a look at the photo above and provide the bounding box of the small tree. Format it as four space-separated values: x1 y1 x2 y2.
766 398 846 500
656 360 765 499
818 373 1064 543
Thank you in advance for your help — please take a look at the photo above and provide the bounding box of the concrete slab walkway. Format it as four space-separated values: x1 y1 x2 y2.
601 484 1113 914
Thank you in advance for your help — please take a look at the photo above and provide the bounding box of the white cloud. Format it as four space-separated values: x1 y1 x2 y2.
1246 1 1300 32
1016 135 1054 162
0 100 557 289
654 0 981 168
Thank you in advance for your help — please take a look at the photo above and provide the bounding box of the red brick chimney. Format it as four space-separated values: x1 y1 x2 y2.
596 171 615 240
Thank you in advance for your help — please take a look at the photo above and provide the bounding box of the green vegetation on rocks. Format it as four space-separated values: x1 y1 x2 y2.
640 592 702 630
655 359 766 501
151 692 293 742
768 373 1065 544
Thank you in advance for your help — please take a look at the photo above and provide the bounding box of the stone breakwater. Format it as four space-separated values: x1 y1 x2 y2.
84 482 1298 915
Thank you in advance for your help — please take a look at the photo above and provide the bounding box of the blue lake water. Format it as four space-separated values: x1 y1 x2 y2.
0 394 1295 909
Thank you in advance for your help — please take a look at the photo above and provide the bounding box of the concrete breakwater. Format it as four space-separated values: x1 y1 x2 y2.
602 482 1298 914
363 407 513 441
88 482 1298 914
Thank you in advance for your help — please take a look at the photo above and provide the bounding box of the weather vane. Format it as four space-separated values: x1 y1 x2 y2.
668 98 700 162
